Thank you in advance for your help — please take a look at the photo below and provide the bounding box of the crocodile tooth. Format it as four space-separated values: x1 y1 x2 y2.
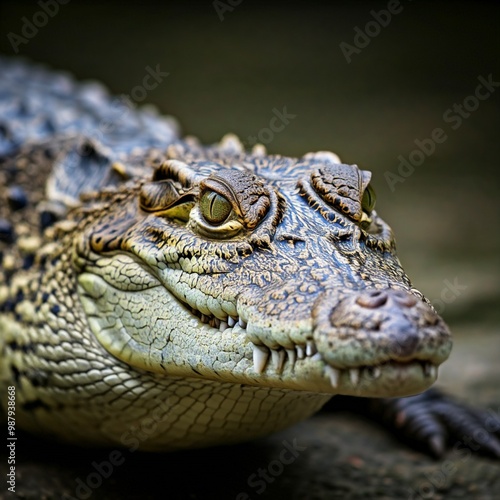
423 363 437 378
325 366 341 388
371 366 381 379
200 314 208 324
214 318 221 329
271 349 286 372
349 368 360 386
228 317 236 328
252 344 269 373
310 352 323 362
296 345 305 359
306 340 317 357
278 350 286 371
239 318 247 329
286 349 296 368
219 321 228 332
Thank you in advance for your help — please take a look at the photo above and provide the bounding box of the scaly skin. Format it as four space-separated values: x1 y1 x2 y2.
0 57 468 453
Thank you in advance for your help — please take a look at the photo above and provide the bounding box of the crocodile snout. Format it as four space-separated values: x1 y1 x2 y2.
353 289 420 358
313 287 452 369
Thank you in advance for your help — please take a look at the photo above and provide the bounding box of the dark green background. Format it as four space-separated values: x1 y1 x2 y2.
1 2 499 498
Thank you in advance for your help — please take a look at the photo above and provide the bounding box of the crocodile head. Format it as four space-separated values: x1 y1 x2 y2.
75 135 452 399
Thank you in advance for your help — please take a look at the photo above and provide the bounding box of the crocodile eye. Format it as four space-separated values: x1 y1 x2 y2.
200 190 232 225
362 184 376 214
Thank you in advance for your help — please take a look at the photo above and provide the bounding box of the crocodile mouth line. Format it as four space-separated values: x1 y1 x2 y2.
179 296 322 370
247 342 438 390
186 302 248 331
323 359 438 390
179 296 438 389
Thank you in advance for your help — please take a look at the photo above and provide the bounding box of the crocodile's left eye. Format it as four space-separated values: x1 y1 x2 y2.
190 170 272 240
200 190 232 225
361 184 376 214
191 186 244 239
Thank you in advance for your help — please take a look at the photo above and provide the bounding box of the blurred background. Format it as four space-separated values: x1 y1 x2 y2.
1 1 499 498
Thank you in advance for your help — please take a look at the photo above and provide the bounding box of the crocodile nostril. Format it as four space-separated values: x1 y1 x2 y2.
355 289 419 309
356 290 388 309
393 292 418 308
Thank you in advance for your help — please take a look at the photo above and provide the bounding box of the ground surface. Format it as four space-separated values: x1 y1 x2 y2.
1 2 499 499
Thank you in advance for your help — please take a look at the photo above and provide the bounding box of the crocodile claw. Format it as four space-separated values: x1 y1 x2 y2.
371 389 500 458
324 389 500 458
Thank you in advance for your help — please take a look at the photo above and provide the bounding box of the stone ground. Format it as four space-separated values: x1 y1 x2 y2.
1 2 499 499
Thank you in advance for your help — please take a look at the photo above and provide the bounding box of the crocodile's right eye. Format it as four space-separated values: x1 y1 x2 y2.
200 190 232 225
361 184 376 215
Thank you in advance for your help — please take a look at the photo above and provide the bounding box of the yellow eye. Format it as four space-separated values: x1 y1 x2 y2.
199 190 232 225
361 184 376 214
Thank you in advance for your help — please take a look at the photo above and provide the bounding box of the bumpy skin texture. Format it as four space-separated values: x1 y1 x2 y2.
0 58 491 454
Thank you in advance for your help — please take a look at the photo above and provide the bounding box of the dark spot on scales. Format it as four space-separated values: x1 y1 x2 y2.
23 254 35 269
23 399 52 412
0 218 15 243
40 210 59 231
1 298 15 312
11 365 21 383
7 185 28 210
29 370 50 388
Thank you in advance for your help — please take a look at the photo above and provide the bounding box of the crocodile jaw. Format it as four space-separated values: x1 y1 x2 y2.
78 257 451 398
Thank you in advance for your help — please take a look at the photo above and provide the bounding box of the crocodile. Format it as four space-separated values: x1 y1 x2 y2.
0 57 499 456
